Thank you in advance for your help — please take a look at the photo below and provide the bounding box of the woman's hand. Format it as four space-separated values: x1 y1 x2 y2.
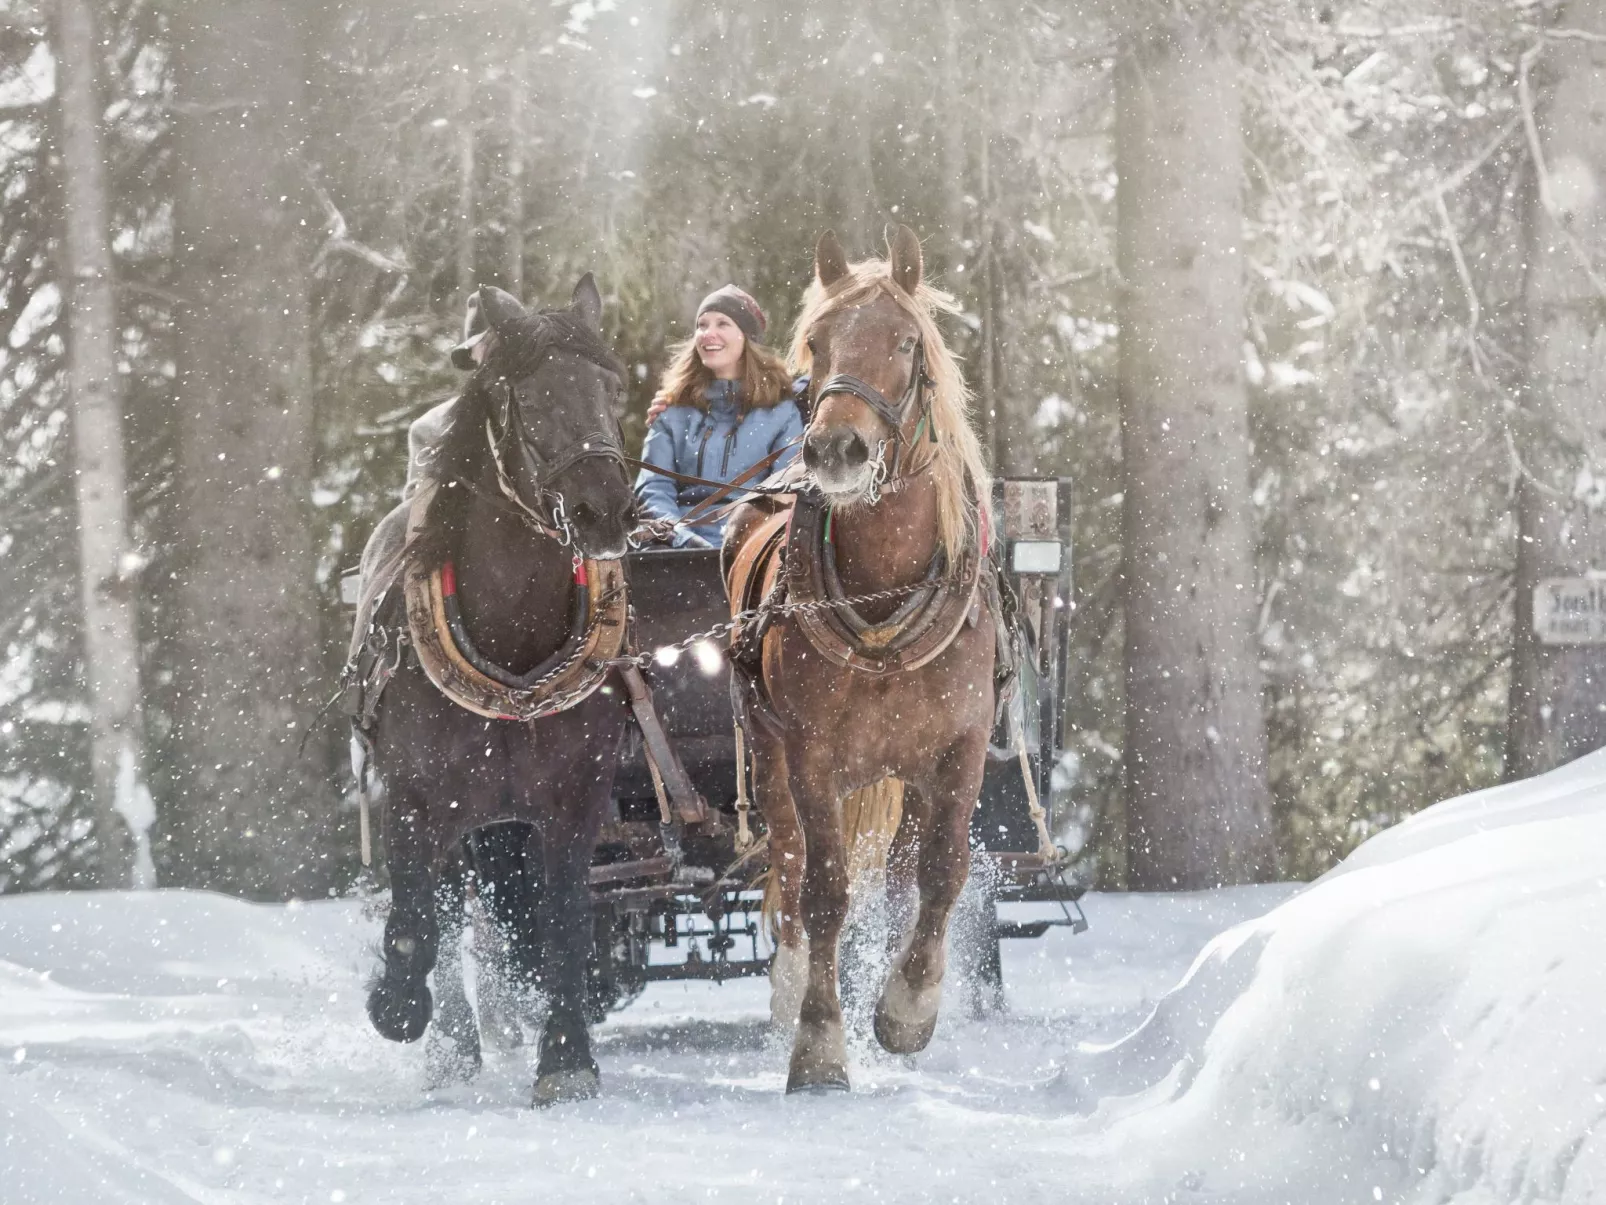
646 395 670 424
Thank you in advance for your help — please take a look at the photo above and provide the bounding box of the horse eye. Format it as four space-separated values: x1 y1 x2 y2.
899 336 916 353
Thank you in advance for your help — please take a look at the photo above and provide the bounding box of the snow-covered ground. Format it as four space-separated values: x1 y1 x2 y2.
3 752 1604 1204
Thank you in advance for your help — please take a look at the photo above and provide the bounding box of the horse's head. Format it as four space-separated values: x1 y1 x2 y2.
476 277 634 559
800 225 929 505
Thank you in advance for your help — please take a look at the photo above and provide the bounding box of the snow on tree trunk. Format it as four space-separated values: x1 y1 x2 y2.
1115 19 1274 889
1508 5 1606 779
54 0 151 889
164 0 335 898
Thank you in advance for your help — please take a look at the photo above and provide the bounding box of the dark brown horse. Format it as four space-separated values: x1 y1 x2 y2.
357 278 635 1105
725 227 995 1092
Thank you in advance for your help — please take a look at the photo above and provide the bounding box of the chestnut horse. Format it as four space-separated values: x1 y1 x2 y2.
725 226 994 1092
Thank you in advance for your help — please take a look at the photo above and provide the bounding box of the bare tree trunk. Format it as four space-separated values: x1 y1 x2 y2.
54 0 150 888
1116 21 1274 889
165 0 334 898
938 0 968 268
505 49 526 298
978 84 1001 472
1508 7 1606 777
456 68 476 300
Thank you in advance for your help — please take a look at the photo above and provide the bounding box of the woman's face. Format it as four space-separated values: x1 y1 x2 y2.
695 310 745 380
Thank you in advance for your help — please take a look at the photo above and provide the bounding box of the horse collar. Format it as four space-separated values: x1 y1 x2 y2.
402 551 629 722
782 493 981 676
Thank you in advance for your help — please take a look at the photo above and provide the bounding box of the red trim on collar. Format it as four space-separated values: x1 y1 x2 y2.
441 561 457 597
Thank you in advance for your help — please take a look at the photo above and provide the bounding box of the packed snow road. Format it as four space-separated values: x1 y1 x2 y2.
4 751 1606 1204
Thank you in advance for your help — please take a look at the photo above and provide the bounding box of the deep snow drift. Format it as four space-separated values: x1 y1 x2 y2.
3 751 1604 1204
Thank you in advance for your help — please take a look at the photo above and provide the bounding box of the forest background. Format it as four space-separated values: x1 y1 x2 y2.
2 0 1603 899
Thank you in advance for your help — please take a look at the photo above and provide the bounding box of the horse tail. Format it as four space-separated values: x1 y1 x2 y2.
760 777 905 941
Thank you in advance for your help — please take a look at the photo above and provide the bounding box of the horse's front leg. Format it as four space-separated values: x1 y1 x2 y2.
424 855 482 1084
785 744 852 1093
531 796 604 1107
883 787 925 966
874 735 987 1055
749 723 808 1028
368 784 441 1043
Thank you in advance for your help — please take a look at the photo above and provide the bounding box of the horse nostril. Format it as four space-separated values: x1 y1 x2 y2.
802 439 824 470
572 500 599 526
843 434 869 468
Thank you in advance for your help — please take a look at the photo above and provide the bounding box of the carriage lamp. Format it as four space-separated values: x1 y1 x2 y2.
1010 539 1063 576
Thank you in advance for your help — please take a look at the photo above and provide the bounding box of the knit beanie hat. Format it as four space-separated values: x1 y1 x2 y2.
696 284 767 343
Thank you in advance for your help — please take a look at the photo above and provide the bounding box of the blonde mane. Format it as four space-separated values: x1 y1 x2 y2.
787 261 991 566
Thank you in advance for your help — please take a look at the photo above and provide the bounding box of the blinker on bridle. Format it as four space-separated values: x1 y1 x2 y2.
811 337 937 504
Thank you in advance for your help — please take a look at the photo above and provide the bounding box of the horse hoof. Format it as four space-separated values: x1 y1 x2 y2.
367 978 433 1043
532 1067 601 1108
785 1064 851 1095
873 999 938 1055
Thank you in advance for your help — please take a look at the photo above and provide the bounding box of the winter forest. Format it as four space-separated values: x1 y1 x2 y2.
5 0 1604 895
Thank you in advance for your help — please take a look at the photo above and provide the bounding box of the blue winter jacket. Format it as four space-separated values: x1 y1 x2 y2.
634 379 805 548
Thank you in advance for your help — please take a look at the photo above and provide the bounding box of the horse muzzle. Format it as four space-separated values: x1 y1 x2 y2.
803 427 875 499
567 496 634 560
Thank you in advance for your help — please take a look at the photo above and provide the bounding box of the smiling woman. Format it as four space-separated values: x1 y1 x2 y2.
634 285 804 548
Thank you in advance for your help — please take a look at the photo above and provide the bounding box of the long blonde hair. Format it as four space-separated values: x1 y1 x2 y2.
787 262 991 566
651 331 793 414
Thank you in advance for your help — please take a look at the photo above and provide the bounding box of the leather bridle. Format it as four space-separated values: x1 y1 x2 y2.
486 374 627 547
810 338 936 503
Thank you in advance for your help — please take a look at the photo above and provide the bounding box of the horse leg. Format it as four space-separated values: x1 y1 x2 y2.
467 821 541 1049
425 854 482 1084
751 725 807 1028
838 779 905 1025
785 752 852 1094
874 738 986 1055
367 788 439 1043
531 807 603 1107
883 787 925 969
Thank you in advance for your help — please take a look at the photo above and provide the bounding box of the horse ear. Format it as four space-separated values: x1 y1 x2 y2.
815 230 849 288
571 272 603 332
885 223 922 296
477 285 526 335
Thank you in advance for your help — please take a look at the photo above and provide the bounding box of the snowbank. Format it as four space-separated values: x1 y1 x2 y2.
1058 749 1606 1204
1 751 1602 1203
